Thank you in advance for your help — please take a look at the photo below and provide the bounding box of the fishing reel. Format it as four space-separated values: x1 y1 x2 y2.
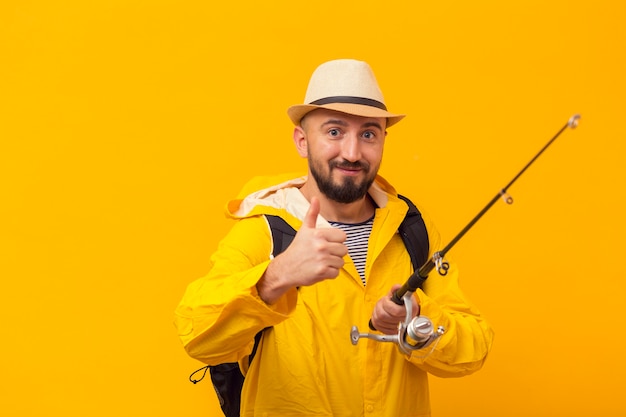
350 292 444 355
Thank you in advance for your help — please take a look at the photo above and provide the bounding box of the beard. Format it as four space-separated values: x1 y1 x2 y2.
308 156 377 204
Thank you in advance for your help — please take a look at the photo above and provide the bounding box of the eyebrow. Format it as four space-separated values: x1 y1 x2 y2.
321 119 384 131
321 119 349 128
361 121 384 131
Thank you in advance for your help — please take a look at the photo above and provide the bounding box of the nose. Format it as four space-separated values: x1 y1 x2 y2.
341 134 362 162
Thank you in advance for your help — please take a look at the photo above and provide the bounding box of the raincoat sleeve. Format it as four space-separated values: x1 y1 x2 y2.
406 215 495 377
408 264 494 377
174 215 298 365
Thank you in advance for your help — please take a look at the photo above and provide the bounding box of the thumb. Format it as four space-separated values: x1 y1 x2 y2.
303 196 320 229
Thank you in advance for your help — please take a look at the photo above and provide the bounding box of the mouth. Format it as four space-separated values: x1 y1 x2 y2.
335 166 362 176
332 161 368 177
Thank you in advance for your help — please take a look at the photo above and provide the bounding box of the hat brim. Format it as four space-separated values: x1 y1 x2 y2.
287 103 405 128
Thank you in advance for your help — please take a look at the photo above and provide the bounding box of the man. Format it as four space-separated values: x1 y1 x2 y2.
175 59 494 416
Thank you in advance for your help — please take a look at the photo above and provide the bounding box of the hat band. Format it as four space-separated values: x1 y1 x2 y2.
309 96 387 111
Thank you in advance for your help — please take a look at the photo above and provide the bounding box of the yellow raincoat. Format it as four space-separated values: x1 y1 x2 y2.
175 174 494 417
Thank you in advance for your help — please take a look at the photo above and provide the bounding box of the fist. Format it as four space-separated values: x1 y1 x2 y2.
370 285 420 335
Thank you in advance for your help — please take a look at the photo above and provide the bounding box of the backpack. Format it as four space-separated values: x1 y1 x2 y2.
190 195 429 417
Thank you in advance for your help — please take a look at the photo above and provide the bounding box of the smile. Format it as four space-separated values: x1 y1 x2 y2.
334 166 363 176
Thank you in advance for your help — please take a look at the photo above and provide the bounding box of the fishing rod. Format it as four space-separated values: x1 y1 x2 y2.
352 114 581 352
392 113 581 302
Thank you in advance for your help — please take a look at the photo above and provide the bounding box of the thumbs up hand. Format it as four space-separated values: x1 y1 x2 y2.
257 197 348 304
296 197 348 279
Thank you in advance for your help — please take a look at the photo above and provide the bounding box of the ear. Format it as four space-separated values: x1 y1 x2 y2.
293 126 308 158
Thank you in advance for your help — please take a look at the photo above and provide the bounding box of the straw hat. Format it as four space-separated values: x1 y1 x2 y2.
287 59 405 127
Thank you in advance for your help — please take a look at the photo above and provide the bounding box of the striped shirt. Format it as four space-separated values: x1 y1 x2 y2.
328 217 374 285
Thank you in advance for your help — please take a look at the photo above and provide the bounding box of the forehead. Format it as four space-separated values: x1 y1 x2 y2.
303 109 386 129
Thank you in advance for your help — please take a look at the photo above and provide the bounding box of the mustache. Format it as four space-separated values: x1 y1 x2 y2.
330 160 370 171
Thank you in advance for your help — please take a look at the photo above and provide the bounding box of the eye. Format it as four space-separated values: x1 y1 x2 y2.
362 130 377 140
328 128 342 137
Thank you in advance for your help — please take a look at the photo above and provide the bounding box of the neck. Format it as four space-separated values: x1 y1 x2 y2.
299 180 376 223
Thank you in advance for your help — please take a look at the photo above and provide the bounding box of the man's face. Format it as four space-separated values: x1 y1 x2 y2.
296 109 387 204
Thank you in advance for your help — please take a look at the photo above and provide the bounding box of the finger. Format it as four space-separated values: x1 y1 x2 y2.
322 228 347 244
382 299 406 318
302 196 320 229
327 242 348 258
372 311 399 334
388 283 402 297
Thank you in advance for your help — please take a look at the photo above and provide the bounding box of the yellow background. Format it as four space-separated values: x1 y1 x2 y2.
1 1 625 416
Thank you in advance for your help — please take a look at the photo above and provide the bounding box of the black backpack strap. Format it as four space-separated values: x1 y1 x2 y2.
248 327 264 365
397 195 429 285
265 214 297 257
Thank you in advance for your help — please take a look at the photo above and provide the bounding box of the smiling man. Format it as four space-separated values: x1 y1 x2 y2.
298 110 383 212
175 59 494 417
